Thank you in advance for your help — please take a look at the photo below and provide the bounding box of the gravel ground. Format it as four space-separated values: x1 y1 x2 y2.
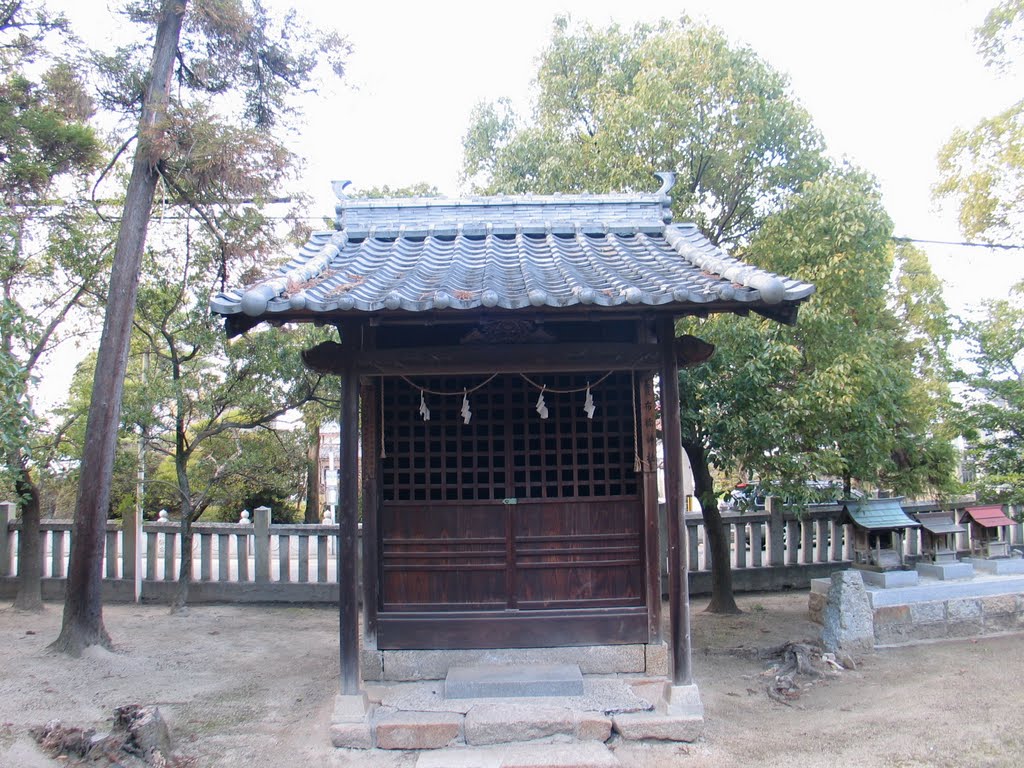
1 592 1022 767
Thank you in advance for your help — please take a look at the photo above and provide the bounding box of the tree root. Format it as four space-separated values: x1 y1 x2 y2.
30 704 193 766
761 640 843 704
707 639 845 703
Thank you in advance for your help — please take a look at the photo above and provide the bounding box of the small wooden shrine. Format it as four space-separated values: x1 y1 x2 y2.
960 504 1015 559
210 175 814 695
840 498 920 571
914 511 967 564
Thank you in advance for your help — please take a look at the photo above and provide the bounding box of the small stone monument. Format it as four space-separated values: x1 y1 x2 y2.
821 569 874 657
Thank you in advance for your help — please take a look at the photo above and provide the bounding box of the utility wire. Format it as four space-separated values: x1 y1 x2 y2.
893 236 1024 251
12 202 1024 251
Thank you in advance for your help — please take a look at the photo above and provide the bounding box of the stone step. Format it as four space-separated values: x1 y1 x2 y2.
464 703 606 746
445 663 584 698
415 742 621 768
374 710 462 750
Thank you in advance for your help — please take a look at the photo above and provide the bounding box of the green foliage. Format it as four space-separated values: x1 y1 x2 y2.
119 231 328 524
0 10 107 502
0 0 69 65
936 99 1024 242
976 0 1024 70
935 2 1024 242
350 182 440 199
681 169 957 503
462 15 826 246
956 284 1024 504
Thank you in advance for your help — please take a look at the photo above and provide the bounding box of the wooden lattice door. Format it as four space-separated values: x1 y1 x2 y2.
377 372 646 649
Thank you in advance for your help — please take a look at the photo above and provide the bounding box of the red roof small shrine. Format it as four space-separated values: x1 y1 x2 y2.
962 504 1014 528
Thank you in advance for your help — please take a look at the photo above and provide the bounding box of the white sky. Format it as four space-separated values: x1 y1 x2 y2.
51 0 1024 312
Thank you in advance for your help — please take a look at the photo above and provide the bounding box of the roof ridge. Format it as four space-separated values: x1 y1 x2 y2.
332 176 675 231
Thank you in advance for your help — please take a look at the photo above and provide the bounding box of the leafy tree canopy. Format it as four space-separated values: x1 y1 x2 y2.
462 15 827 246
935 1 1024 243
956 283 1024 504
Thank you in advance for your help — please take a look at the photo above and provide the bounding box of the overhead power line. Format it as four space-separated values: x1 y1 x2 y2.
892 236 1024 251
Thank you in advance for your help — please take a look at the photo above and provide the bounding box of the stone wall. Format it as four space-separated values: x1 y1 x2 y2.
810 576 1024 646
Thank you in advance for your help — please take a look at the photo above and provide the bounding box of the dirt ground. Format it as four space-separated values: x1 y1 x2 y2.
1 592 1022 767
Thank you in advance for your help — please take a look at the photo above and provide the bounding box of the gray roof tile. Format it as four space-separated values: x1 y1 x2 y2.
210 182 815 326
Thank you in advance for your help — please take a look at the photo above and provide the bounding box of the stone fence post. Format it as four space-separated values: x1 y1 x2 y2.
766 497 785 567
254 506 270 584
123 505 138 582
0 501 12 577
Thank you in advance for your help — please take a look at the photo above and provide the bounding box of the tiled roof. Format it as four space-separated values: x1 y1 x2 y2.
841 498 920 531
914 511 966 536
962 504 1014 528
210 176 815 331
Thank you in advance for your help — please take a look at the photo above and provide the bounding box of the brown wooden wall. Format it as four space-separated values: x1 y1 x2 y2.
373 372 650 649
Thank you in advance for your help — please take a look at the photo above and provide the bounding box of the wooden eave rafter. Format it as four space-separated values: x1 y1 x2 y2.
302 335 714 378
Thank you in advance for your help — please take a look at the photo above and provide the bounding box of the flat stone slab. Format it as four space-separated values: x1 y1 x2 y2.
416 742 620 768
379 677 651 716
375 710 462 750
446 663 583 699
612 712 703 742
966 557 1024 575
859 569 920 588
464 703 575 745
916 561 975 580
383 645 645 681
866 574 1024 607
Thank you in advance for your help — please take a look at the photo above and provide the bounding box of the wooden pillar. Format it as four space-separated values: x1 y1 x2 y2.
338 322 361 695
359 380 380 645
640 372 663 643
658 316 692 686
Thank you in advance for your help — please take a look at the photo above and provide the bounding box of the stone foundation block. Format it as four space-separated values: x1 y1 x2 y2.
967 557 1024 575
374 710 462 750
644 642 668 675
860 569 919 588
575 712 613 742
628 678 670 709
915 562 974 580
808 591 826 624
909 601 945 624
946 598 982 621
502 743 621 768
418 742 621 768
822 570 874 655
360 649 383 681
984 613 1019 633
612 712 703 742
982 594 1017 616
446 663 583 698
667 683 704 718
464 704 574 746
329 721 372 749
873 604 911 627
905 622 949 642
946 620 985 638
332 693 369 723
874 621 915 645
381 645 645 681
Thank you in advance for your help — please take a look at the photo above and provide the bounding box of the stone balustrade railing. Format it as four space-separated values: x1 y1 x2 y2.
1 500 1022 604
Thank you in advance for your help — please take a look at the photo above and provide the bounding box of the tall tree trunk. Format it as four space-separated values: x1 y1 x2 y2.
172 513 193 612
52 0 188 656
13 455 43 612
304 421 321 523
682 439 740 614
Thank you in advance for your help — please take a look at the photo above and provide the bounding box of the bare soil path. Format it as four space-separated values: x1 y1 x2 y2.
1 592 1022 767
